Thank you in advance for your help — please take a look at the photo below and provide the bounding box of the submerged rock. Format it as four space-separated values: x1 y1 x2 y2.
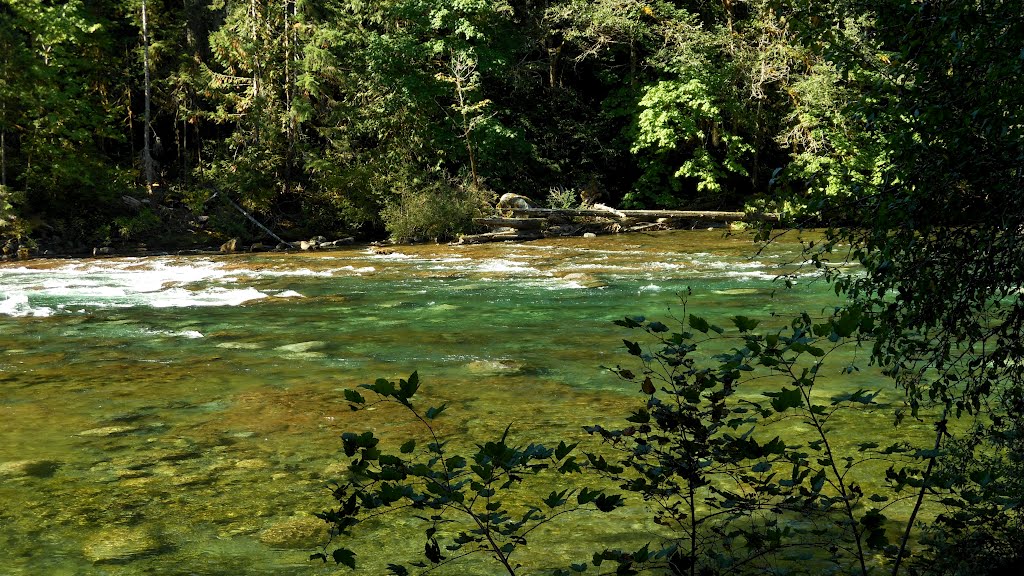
234 458 270 470
83 526 165 564
258 516 328 549
275 340 327 353
77 425 138 437
560 272 608 289
466 356 544 375
0 459 61 479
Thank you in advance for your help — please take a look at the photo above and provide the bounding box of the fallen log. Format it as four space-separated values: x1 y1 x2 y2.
510 207 779 221
209 190 296 249
473 217 547 230
620 209 779 221
456 231 545 244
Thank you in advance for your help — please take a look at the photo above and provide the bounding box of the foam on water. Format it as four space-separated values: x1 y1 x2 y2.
473 258 547 275
140 328 205 339
0 294 54 317
0 257 274 316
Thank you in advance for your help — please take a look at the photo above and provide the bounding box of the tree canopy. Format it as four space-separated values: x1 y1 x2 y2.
0 0 905 247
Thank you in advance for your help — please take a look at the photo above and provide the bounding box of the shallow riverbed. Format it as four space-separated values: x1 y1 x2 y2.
0 230 903 575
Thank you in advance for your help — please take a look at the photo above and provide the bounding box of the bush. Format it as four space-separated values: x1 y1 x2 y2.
315 301 953 575
545 186 579 210
381 178 493 243
313 372 623 575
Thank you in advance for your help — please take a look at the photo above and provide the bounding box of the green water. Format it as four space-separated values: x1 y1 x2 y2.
0 231 907 575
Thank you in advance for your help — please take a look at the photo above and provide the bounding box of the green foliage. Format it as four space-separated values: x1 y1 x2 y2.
321 297 983 575
582 304 934 575
0 185 25 235
314 372 622 575
113 207 162 241
545 186 579 210
0 0 901 244
765 4 1024 570
381 179 493 243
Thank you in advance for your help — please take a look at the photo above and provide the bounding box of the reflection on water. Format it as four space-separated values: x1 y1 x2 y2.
0 231 889 574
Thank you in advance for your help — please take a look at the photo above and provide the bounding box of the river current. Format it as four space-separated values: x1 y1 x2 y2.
1 230 890 575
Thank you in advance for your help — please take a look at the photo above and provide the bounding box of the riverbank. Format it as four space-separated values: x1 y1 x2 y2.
0 199 752 263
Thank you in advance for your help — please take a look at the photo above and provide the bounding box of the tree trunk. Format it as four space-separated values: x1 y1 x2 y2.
283 0 293 196
141 0 154 194
1 123 6 189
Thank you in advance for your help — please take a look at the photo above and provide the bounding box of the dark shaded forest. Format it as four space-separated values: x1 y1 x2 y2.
2 0 894 250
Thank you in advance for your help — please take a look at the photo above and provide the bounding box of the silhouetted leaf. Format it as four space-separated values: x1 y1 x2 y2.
689 314 710 333
766 387 803 412
332 548 356 568
624 340 642 356
733 315 760 332
425 403 448 419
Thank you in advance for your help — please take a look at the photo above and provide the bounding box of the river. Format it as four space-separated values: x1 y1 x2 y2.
1 230 896 575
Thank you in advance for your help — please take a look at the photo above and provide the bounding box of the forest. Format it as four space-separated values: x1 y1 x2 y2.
0 0 924 250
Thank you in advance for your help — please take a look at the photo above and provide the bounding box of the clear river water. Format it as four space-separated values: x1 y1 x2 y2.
0 230 906 575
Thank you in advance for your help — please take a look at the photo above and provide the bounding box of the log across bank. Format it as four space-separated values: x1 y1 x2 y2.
460 206 780 244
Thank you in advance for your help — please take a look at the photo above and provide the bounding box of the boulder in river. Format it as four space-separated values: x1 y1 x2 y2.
275 340 327 353
83 526 165 564
0 459 61 479
220 238 240 253
496 193 537 215
258 516 328 549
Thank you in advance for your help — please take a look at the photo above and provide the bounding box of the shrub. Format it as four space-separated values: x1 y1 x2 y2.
313 372 623 575
382 179 493 243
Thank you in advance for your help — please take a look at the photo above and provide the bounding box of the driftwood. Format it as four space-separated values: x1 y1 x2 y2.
460 202 779 244
509 208 628 218
510 208 779 222
472 217 547 230
214 193 295 249
457 231 544 244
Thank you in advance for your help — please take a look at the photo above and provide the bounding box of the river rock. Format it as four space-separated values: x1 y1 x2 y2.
220 238 239 253
496 193 537 214
561 272 607 289
77 425 138 437
83 526 164 564
275 340 327 353
258 516 328 549
321 461 349 478
234 458 270 470
466 359 527 375
0 459 61 479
